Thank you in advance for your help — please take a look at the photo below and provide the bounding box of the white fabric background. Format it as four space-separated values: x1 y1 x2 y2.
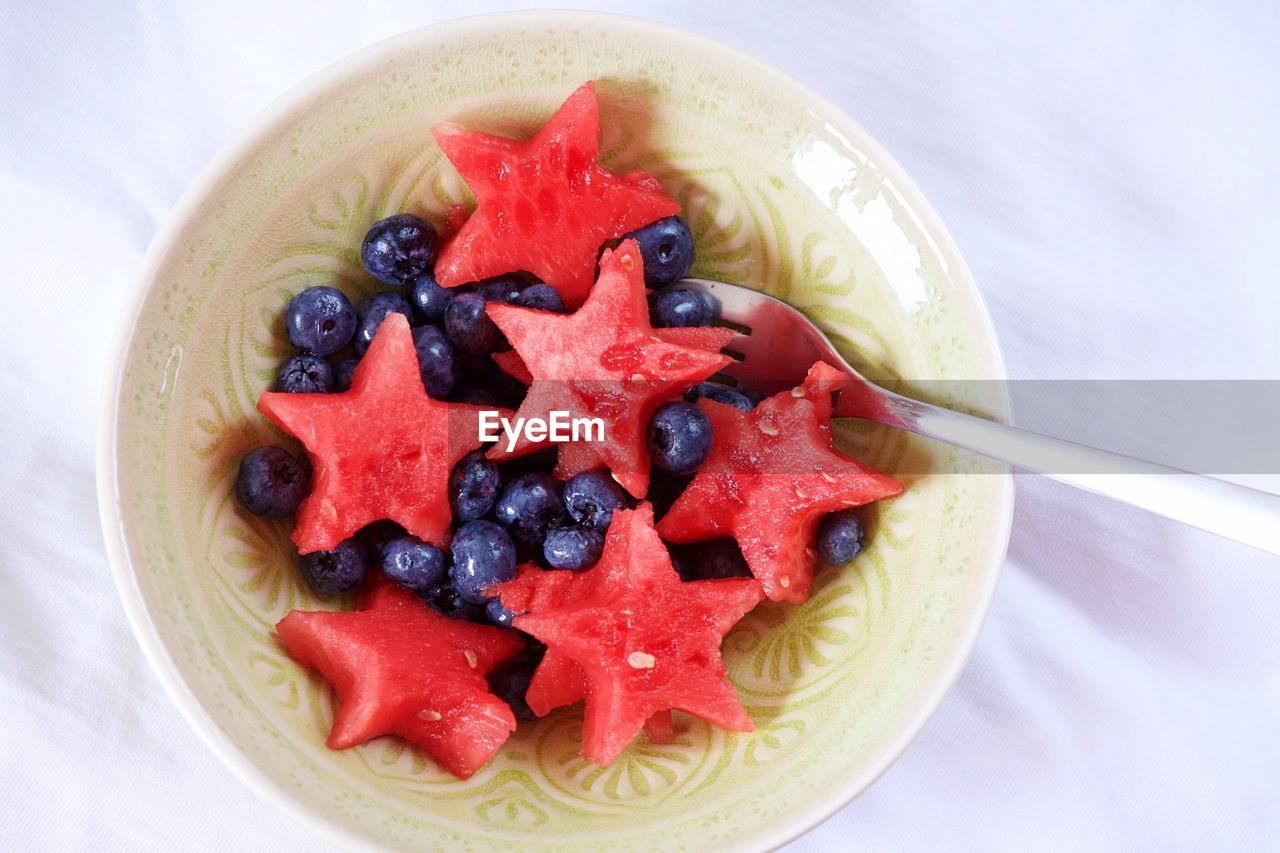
2 1 1278 850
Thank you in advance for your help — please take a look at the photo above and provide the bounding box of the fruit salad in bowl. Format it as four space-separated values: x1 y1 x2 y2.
100 12 1011 850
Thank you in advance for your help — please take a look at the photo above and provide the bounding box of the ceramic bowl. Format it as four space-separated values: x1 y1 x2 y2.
98 11 1012 850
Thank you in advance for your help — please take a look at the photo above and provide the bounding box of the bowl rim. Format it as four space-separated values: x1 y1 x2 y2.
97 10 1014 851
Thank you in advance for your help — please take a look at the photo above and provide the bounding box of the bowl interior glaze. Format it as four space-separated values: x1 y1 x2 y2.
100 12 1012 850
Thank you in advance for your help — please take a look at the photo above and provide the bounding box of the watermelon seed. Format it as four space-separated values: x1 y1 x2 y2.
419 709 443 721
791 387 805 397
758 422 779 436
805 547 818 560
795 487 808 499
820 472 836 484
464 650 478 669
627 651 656 669
779 576 792 589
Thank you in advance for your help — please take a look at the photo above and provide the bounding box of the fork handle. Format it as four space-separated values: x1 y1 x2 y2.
870 392 1280 556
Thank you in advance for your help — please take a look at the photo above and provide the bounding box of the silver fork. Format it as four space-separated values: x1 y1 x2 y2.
680 278 1280 556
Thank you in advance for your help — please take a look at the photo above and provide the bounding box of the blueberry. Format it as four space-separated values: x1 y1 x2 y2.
411 324 455 398
685 382 755 411
494 473 567 552
354 292 413 355
694 289 721 320
816 510 864 564
357 519 405 555
275 354 334 393
361 214 438 286
543 526 605 570
476 275 526 304
422 584 489 622
234 446 310 518
449 520 517 603
455 353 527 409
450 449 501 521
623 216 695 288
515 283 566 313
562 470 629 531
408 273 455 323
649 288 713 328
445 292 502 354
487 653 539 722
297 537 368 594
485 598 517 629
670 539 752 582
380 535 448 592
284 286 357 356
647 401 713 474
332 358 360 392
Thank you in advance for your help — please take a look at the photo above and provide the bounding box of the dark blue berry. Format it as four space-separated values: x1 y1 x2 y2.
234 446 310 518
380 535 448 592
332 358 360 392
354 292 412 355
515 283 566 313
816 510 864 564
670 538 752 582
449 520 517 603
694 288 720 320
623 216 695 288
357 519 405 555
647 401 712 473
476 275 526 304
494 473 567 552
422 584 489 622
275 354 334 393
485 598 517 629
284 286 357 356
563 470 629 531
411 324 455 398
297 537 368 594
649 288 713 328
361 214 438 286
445 292 502 354
454 353 527 409
450 449 501 522
543 526 604 570
487 654 539 722
685 382 755 411
408 273 455 323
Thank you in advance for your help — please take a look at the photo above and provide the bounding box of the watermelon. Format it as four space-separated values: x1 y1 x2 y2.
275 576 526 779
432 82 681 307
497 564 676 744
258 313 503 553
484 241 730 498
656 361 903 603
499 504 762 765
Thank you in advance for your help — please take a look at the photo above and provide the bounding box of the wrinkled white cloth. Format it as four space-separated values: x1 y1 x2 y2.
2 1 1277 850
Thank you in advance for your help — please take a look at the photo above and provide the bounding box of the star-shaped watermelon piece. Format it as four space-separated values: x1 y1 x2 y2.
495 564 674 744
275 576 526 779
500 504 763 765
431 81 681 307
656 361 903 603
484 240 730 498
258 313 504 553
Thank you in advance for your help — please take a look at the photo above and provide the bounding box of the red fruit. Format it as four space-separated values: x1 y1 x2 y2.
258 313 503 553
432 82 681 307
484 241 729 497
491 324 732 389
275 577 525 779
501 504 762 765
656 361 903 603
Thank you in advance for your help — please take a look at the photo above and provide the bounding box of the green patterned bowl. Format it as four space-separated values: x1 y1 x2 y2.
98 11 1012 850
